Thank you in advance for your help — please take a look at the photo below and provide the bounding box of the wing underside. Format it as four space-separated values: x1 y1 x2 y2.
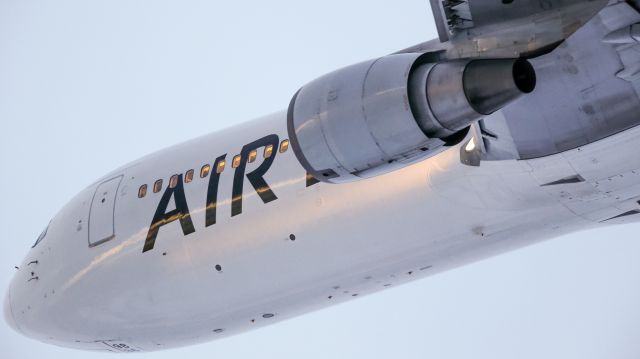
427 0 608 58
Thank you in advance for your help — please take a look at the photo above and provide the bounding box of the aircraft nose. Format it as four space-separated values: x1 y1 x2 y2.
4 287 20 334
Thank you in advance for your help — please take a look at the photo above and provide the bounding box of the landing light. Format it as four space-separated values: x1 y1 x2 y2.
465 137 476 152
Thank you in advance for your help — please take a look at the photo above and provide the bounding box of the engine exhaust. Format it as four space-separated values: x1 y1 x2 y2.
287 53 537 184
409 58 536 139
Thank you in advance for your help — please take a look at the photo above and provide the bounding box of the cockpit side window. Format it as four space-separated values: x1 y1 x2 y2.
32 224 49 248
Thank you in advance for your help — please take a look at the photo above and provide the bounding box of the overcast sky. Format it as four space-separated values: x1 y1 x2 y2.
2 1 640 358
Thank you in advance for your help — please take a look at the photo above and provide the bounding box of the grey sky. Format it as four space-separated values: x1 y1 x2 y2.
2 1 640 358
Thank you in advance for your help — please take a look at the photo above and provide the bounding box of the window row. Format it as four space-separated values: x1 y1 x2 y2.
138 139 290 198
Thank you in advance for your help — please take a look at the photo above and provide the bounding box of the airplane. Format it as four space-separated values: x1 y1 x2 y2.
5 0 640 352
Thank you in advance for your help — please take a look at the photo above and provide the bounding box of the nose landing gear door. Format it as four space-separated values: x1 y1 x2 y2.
88 175 123 247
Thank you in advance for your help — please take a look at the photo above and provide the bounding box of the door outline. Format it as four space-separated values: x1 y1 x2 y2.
88 175 123 248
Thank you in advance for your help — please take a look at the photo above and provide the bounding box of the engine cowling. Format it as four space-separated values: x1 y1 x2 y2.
287 53 536 183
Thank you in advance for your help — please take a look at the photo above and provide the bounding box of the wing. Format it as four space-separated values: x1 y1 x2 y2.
428 0 608 57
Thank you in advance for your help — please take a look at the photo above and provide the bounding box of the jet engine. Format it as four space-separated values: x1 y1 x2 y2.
287 53 536 183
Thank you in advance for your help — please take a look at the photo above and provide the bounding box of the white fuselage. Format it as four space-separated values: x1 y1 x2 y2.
6 0 640 353
7 108 640 352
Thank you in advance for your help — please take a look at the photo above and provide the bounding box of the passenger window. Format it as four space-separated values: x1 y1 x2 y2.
153 179 163 193
248 150 257 163
279 139 289 153
185 169 194 183
138 184 147 198
264 144 274 158
200 164 211 178
169 174 179 189
232 155 242 168
216 160 226 174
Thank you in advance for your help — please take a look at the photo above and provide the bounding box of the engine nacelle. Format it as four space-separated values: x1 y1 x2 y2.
287 53 536 183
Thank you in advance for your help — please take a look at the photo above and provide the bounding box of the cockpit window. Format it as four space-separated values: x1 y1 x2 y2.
32 224 49 248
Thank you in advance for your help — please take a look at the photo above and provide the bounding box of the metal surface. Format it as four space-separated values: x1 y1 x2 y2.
603 23 640 44
447 0 607 58
493 1 640 159
401 0 607 59
463 59 535 115
10 109 640 351
8 0 640 353
429 0 450 42
288 53 445 183
288 55 533 183
88 176 122 247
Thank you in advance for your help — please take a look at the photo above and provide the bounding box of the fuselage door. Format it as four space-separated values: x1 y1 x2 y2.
88 175 123 247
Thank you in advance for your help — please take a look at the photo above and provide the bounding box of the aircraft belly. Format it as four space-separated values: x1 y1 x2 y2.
16 90 640 350
55 120 589 349
105 123 640 350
